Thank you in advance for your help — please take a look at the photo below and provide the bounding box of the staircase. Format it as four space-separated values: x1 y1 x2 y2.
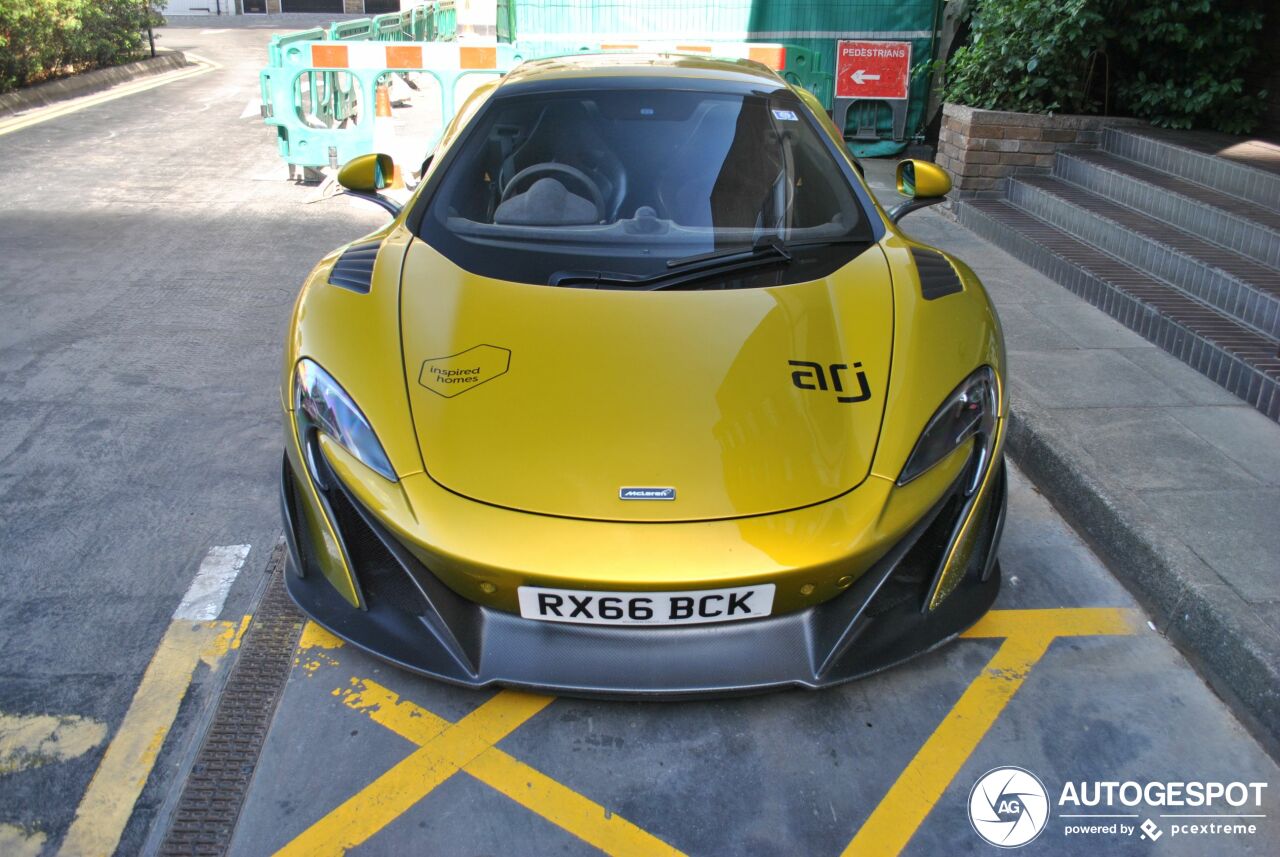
955 126 1280 422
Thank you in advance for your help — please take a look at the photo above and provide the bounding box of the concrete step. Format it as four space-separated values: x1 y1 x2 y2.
1103 127 1280 210
1007 174 1280 339
1055 148 1280 269
956 198 1280 421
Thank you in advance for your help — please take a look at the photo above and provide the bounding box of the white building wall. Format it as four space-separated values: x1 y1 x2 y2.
166 0 240 15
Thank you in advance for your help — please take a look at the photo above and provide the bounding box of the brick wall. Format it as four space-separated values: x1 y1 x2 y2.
936 103 1145 196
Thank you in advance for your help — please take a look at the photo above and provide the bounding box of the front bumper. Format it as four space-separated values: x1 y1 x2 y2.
280 446 1005 697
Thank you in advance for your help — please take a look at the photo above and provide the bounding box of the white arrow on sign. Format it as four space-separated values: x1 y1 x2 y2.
851 69 882 85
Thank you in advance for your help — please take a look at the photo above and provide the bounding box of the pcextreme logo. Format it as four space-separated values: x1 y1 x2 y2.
968 767 1270 847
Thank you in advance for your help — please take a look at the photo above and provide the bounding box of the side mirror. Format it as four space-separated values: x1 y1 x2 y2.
336 153 401 216
887 159 952 223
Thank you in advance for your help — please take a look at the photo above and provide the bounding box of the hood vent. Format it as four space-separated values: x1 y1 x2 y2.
327 241 382 293
909 247 963 300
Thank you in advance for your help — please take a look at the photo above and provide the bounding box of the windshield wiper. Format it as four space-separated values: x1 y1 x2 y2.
548 236 866 291
549 248 790 290
666 237 792 270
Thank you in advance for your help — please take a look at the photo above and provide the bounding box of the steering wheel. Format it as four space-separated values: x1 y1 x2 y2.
500 163 607 222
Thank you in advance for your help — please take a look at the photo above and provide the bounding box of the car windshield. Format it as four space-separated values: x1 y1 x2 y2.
418 86 874 287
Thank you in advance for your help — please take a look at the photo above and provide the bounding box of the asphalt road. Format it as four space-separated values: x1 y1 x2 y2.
0 23 1276 857
0 23 384 856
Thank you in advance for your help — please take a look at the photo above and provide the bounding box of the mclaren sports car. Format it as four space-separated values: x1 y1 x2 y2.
280 52 1007 695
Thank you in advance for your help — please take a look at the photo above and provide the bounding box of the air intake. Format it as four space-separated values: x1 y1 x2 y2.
909 247 963 300
327 241 381 293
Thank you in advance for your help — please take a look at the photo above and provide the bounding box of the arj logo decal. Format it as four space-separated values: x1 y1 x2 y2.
788 360 871 403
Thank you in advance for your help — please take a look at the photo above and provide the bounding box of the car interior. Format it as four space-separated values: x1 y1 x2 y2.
432 89 860 237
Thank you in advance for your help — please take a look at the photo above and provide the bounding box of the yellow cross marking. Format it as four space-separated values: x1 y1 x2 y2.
279 608 1141 856
275 678 684 857
845 607 1141 855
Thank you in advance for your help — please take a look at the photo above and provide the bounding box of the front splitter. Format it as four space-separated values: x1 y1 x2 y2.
281 464 1005 698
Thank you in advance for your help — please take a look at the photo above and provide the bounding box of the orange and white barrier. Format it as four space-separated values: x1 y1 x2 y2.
594 41 786 71
309 42 501 71
307 40 785 72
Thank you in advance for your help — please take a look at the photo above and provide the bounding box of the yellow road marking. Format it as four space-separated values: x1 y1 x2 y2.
276 609 1141 857
845 607 1140 856
0 823 46 857
230 613 253 649
295 621 345 677
0 712 106 775
57 619 236 857
467 749 686 857
330 677 686 857
845 632 1053 855
963 607 1142 639
0 58 218 138
335 676 449 743
276 689 554 857
297 622 345 650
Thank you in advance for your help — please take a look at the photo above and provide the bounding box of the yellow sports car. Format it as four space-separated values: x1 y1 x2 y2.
280 53 1006 695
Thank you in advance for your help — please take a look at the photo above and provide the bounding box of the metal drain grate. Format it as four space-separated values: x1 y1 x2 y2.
157 543 306 856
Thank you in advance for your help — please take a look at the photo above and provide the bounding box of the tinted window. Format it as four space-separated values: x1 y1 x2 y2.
418 87 874 287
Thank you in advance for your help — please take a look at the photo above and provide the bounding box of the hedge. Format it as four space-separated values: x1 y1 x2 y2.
0 0 166 95
945 0 1269 134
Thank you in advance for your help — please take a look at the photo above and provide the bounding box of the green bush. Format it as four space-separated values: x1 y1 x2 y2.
1111 0 1266 134
944 0 1269 133
0 0 165 95
944 0 1109 115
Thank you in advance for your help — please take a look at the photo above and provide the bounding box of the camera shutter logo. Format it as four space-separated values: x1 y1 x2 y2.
968 766 1050 848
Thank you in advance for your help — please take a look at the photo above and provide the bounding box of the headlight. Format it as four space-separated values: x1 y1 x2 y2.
898 367 998 493
294 359 396 482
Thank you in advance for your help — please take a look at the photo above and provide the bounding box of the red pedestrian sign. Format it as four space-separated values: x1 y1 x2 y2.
835 40 912 101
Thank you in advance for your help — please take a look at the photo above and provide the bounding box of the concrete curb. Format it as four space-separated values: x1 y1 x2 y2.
1006 396 1280 760
0 50 188 118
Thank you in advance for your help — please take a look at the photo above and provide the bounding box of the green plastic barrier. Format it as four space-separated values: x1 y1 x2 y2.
261 0 938 173
261 29 516 172
503 0 944 155
779 45 832 109
329 19 373 40
264 3 450 172
373 14 406 41
268 27 326 68
497 0 516 42
435 0 457 40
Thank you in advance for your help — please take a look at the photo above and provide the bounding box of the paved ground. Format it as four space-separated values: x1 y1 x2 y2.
226 469 1279 857
915 202 1280 752
0 23 1276 857
871 165 1280 755
0 24 384 856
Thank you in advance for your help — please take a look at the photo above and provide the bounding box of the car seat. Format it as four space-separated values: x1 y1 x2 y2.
498 101 627 222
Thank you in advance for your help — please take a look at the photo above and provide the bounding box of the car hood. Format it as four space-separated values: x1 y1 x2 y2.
399 239 894 522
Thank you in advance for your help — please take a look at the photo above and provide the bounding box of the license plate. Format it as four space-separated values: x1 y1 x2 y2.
517 583 775 626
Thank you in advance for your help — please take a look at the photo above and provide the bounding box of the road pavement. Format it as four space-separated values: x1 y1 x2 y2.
0 24 384 855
